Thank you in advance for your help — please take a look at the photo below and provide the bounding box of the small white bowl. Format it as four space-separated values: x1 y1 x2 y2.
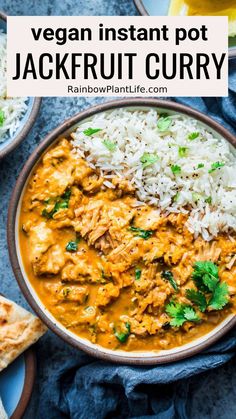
0 11 41 159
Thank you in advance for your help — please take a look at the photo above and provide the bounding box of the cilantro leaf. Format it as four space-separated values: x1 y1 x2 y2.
101 269 113 284
135 268 142 280
196 261 219 279
188 132 199 140
129 226 154 240
165 302 186 327
186 289 207 312
183 306 200 322
178 146 188 157
192 261 219 292
167 261 229 321
192 193 202 202
202 274 219 291
140 152 159 169
0 110 5 127
114 322 131 343
208 282 229 310
197 163 204 169
161 270 179 291
41 208 53 219
54 200 68 211
165 302 199 327
157 116 172 132
209 162 225 173
83 128 102 136
66 237 80 252
62 288 71 297
42 189 71 219
102 139 116 151
191 261 229 311
173 192 180 202
205 196 212 204
159 112 169 118
171 165 181 175
62 189 71 200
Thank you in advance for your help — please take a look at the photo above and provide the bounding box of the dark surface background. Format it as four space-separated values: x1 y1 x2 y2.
0 1 236 418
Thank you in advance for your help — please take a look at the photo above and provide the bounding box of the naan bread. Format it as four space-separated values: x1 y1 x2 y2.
0 396 8 419
0 296 47 371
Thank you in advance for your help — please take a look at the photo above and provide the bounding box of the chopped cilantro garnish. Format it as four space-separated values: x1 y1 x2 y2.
114 322 131 343
192 261 218 292
159 112 169 118
209 162 225 173
157 116 172 132
66 237 80 252
140 152 159 169
83 128 102 136
0 110 5 127
188 132 199 140
101 269 113 283
197 163 204 169
192 261 219 292
135 268 142 280
192 192 202 202
173 192 180 202
129 226 154 240
205 196 212 204
208 282 229 310
185 289 207 312
183 306 200 322
102 139 116 151
178 146 188 158
54 201 68 211
41 209 51 219
168 261 229 324
62 288 71 297
186 283 229 313
62 189 71 200
171 165 181 175
165 302 199 327
189 261 229 311
42 189 71 219
161 270 178 291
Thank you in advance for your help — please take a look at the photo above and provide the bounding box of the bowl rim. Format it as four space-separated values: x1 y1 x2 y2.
11 348 36 419
133 0 236 59
7 98 236 365
0 10 41 160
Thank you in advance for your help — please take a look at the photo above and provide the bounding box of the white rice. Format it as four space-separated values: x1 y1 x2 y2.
0 31 28 143
71 108 236 241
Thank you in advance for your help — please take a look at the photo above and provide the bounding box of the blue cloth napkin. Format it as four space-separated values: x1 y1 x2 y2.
173 59 236 136
38 60 236 419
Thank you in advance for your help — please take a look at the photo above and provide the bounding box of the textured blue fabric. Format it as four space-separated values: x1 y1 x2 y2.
38 62 236 419
173 59 236 136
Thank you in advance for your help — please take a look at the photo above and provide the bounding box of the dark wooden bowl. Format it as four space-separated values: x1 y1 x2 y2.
7 98 236 365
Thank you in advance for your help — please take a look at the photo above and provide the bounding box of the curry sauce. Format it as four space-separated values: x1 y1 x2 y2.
19 138 236 351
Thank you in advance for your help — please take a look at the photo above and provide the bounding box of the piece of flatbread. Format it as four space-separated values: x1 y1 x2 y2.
0 296 47 372
0 396 8 419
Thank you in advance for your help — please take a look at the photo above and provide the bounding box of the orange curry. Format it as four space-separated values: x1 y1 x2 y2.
19 138 236 351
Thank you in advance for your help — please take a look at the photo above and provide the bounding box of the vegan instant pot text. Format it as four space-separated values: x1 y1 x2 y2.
7 16 228 97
